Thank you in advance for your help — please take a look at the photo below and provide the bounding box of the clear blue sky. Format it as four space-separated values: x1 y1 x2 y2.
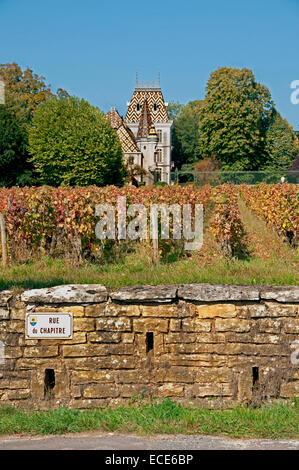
1 0 298 130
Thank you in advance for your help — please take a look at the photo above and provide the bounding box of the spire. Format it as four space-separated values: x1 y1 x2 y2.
106 108 123 129
137 98 152 139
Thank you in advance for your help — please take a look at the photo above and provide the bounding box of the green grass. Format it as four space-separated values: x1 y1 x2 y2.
0 399 298 439
0 248 298 291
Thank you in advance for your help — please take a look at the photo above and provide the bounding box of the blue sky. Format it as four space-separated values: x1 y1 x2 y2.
0 0 298 130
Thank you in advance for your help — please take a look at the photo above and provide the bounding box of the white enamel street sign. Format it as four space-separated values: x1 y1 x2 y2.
25 312 73 339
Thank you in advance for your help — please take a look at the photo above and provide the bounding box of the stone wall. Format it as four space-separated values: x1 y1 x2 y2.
0 283 298 409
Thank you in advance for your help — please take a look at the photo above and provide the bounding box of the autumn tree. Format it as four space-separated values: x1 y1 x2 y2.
199 67 274 170
0 62 54 122
28 96 125 186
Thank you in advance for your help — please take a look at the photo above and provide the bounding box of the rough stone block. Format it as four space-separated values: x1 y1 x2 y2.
249 303 298 318
116 370 150 384
154 366 195 383
85 304 107 317
0 308 10 320
0 290 13 306
140 304 178 317
24 346 59 358
215 319 251 332
110 284 178 303
63 343 134 357
156 383 185 397
121 384 149 397
122 333 135 344
87 332 121 343
105 303 141 317
165 332 197 343
182 319 211 332
71 370 116 385
21 284 107 304
133 318 168 333
178 283 260 302
169 319 181 331
73 318 95 332
283 319 299 333
189 382 232 397
257 319 282 333
6 320 24 333
196 304 236 318
195 367 232 384
4 347 23 359
260 285 299 303
1 389 30 400
96 317 131 332
83 384 119 398
280 381 299 397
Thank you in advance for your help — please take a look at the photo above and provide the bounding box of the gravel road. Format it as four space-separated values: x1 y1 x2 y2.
0 432 298 450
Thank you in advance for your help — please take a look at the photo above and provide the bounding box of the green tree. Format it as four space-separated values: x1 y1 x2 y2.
0 62 54 122
263 111 299 171
199 67 274 170
28 96 125 186
168 100 202 168
0 105 34 186
175 100 202 164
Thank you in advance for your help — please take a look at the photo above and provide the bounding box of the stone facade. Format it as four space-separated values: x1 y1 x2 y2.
0 283 298 409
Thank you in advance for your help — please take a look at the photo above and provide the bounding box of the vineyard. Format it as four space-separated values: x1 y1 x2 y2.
0 183 298 288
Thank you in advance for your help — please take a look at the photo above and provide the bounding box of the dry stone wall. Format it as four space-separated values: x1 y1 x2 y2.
0 283 298 409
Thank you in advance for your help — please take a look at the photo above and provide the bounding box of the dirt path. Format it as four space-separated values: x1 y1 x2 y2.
0 432 298 450
238 197 298 265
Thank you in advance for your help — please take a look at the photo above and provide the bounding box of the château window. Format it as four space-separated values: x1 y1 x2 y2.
153 103 158 113
155 149 162 163
155 168 162 182
136 102 141 112
157 130 162 143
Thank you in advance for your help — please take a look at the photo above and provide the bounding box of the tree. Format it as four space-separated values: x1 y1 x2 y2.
167 101 183 121
0 105 34 186
0 62 54 122
263 111 299 171
174 100 202 164
28 96 125 186
199 67 274 170
168 100 202 168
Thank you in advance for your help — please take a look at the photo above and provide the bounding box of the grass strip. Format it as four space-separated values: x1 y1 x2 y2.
0 399 298 439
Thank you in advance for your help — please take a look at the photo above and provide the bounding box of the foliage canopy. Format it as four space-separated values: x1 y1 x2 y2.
28 96 125 186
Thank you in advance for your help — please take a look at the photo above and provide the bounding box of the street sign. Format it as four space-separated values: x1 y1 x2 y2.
25 312 73 339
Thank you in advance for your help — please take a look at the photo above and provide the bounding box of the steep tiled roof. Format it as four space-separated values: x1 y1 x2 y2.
107 108 123 130
125 89 169 123
118 125 140 153
107 108 140 153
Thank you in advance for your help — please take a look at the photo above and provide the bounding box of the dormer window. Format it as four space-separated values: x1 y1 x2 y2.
153 103 158 113
136 102 141 113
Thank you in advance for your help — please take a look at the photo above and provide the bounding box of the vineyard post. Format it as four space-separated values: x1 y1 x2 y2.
0 214 7 267
152 214 160 264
